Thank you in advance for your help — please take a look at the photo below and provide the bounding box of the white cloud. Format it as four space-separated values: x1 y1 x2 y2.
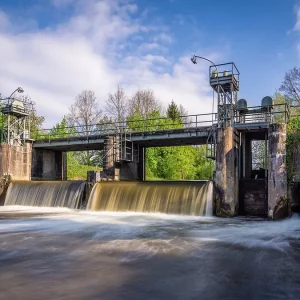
294 7 300 31
138 42 163 52
0 0 221 127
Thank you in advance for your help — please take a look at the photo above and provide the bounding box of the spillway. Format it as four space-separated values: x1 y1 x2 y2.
4 181 86 209
87 180 213 216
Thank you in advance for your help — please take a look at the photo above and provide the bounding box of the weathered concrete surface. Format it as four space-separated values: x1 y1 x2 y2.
288 140 300 212
268 124 289 220
215 127 239 217
0 143 32 180
239 179 267 216
0 143 32 203
31 149 64 180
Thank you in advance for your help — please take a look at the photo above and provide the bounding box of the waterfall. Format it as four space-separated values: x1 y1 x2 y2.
87 180 213 216
4 181 86 209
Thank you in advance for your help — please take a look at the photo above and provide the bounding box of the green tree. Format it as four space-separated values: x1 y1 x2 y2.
49 116 73 138
167 100 181 122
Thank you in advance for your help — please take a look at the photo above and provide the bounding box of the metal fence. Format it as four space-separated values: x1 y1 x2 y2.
34 103 295 142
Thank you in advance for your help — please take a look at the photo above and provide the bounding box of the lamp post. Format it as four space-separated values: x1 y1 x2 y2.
8 87 24 99
191 55 216 68
190 55 218 123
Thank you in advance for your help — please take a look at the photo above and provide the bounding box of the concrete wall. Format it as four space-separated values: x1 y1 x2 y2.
288 139 300 212
268 124 289 220
31 149 66 180
0 142 32 202
0 142 32 180
239 179 267 216
215 127 239 217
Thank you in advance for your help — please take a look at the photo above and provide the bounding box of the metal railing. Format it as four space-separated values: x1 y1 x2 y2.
34 103 294 143
234 103 290 125
34 113 217 141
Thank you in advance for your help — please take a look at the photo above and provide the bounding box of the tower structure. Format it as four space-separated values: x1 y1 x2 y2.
209 63 240 127
0 93 34 145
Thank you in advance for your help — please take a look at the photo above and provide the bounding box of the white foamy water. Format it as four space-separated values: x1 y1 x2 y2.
1 206 300 300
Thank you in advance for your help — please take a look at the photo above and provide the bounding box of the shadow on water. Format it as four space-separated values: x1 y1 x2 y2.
0 211 300 300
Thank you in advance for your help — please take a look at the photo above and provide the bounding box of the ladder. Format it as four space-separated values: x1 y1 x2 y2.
206 128 216 160
119 128 134 162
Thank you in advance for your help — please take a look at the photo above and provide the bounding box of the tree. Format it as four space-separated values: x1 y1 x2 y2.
67 90 103 166
105 86 128 122
128 89 163 118
67 90 102 133
167 100 181 122
50 116 73 138
280 67 300 105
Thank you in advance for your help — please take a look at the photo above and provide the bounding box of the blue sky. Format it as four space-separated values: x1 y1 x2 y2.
0 0 299 126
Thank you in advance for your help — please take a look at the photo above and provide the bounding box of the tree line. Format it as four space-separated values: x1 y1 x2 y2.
36 86 212 180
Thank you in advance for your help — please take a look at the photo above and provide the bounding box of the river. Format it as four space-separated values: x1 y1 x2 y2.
0 206 300 300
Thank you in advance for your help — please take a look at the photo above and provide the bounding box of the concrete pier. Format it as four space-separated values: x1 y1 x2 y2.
103 136 145 181
268 124 289 219
215 127 239 217
31 149 66 180
0 143 32 180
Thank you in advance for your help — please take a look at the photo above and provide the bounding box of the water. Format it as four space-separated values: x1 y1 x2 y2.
4 181 86 209
0 206 300 300
87 181 213 216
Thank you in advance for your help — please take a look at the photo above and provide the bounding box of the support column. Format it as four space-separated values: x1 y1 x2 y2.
215 127 239 217
268 124 289 219
137 146 145 181
62 152 67 180
31 149 64 180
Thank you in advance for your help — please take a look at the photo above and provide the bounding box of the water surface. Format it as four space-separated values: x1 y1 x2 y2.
0 206 299 300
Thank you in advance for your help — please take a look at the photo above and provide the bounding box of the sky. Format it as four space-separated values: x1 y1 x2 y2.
0 0 299 127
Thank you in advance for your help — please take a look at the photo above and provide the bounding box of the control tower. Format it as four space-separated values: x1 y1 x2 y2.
209 62 240 127
1 93 34 145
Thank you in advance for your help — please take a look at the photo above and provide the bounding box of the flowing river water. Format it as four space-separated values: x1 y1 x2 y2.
1 206 300 300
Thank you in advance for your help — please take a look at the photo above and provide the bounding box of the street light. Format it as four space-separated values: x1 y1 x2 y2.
190 55 218 75
8 87 24 99
190 55 218 125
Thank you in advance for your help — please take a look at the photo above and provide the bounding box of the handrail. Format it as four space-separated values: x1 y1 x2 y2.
34 104 296 142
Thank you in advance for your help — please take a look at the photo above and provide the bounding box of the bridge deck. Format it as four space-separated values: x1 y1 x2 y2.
33 126 215 151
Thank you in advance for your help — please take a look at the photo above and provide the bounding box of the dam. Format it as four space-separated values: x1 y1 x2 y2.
0 62 300 300
0 61 298 218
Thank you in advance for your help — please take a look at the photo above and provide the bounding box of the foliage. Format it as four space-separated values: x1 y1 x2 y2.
286 116 300 182
67 152 102 180
49 116 73 138
30 111 45 139
167 100 181 122
279 67 300 105
146 145 213 180
126 105 213 180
